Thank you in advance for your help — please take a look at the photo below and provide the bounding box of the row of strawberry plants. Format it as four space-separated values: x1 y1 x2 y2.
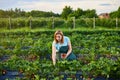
0 30 120 56
0 30 120 79
0 54 120 79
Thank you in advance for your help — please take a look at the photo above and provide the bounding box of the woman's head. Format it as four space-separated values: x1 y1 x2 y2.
54 30 64 43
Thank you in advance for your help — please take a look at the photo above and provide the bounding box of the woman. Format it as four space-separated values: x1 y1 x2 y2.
52 30 76 65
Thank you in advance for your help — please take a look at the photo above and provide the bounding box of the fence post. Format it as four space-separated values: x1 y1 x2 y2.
52 16 54 29
65 20 67 28
116 17 118 28
9 17 12 29
93 17 95 28
73 17 75 29
29 17 32 29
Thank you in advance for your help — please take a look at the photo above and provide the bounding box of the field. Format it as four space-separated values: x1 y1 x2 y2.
0 28 120 80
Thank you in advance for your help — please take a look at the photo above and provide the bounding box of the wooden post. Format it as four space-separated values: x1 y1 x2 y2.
116 17 118 28
52 16 54 29
30 18 32 29
66 20 67 28
73 17 75 29
9 17 11 29
93 17 95 29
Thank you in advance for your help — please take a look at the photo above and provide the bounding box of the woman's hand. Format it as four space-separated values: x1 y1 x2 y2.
52 43 56 65
61 53 66 59
65 41 72 59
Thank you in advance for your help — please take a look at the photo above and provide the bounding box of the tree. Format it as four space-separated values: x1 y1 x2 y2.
20 10 26 17
61 6 73 20
117 6 120 18
15 8 21 17
30 10 59 17
74 8 83 18
84 9 97 18
0 10 5 18
0 9 60 18
7 8 15 17
110 6 120 18
110 11 117 18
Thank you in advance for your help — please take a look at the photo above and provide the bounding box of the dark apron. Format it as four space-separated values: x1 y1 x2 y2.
57 46 76 60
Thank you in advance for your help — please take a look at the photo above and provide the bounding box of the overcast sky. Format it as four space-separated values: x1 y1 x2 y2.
0 0 119 14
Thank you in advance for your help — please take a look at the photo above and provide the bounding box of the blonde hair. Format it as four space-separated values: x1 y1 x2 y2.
54 30 64 43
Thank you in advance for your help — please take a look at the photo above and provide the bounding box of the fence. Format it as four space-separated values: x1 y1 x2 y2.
0 17 120 29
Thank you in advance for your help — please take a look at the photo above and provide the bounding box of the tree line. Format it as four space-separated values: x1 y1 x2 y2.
0 8 60 18
0 6 120 19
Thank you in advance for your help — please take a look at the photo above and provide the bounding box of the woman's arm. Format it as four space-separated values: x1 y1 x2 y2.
65 41 72 58
52 44 56 65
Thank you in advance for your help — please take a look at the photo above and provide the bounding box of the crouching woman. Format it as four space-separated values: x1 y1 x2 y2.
52 30 76 65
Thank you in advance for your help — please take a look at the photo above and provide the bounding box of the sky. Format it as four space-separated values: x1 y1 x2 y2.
0 0 120 15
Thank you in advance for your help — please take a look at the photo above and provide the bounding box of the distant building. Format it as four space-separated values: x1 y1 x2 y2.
98 13 110 19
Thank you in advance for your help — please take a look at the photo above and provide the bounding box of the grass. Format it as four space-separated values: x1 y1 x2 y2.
0 26 120 33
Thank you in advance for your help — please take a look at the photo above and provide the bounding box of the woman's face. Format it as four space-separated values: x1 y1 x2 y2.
56 34 62 42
